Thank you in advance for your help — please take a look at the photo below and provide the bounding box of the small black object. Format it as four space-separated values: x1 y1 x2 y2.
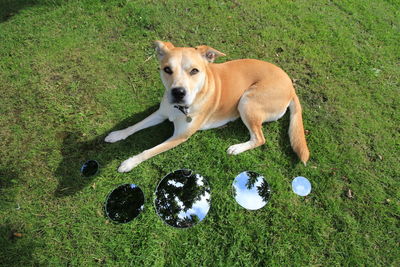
81 160 99 177
105 184 145 223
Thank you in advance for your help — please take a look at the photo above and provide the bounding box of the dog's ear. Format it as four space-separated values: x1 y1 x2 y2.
196 45 226 63
154 41 175 60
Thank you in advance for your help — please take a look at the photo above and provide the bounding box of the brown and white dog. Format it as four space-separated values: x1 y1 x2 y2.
105 41 309 172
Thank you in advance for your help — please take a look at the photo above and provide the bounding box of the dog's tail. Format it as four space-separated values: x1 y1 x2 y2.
288 94 310 165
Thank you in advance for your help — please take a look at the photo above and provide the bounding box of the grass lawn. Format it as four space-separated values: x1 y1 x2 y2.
0 0 399 265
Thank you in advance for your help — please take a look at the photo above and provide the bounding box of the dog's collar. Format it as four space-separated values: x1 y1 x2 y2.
174 105 192 123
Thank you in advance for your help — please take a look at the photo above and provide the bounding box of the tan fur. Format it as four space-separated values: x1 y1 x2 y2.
105 41 310 172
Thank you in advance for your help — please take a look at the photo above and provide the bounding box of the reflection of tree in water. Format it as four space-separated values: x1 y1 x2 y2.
155 170 210 228
232 183 237 199
232 171 259 199
245 171 260 190
244 171 271 204
256 179 271 203
106 184 144 223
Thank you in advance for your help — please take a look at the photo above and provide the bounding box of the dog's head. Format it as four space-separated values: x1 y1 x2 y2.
154 41 225 107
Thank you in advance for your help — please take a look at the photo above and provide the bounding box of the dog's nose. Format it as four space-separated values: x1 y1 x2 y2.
171 87 186 100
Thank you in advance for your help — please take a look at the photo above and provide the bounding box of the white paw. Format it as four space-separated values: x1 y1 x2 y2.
105 130 127 143
117 157 142 173
227 143 250 155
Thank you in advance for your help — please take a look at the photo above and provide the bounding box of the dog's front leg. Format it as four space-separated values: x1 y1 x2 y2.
117 134 189 172
105 110 166 143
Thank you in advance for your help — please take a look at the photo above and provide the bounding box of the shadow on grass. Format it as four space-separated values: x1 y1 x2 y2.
1 0 34 22
0 0 65 23
54 105 174 197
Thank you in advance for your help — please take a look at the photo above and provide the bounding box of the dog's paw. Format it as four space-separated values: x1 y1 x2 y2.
117 157 141 173
227 143 250 155
105 130 127 143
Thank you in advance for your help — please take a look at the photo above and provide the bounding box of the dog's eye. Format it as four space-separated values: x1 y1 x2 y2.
163 67 173 75
190 68 199 75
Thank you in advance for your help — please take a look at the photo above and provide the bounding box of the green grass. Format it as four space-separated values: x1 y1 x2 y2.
0 0 399 265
